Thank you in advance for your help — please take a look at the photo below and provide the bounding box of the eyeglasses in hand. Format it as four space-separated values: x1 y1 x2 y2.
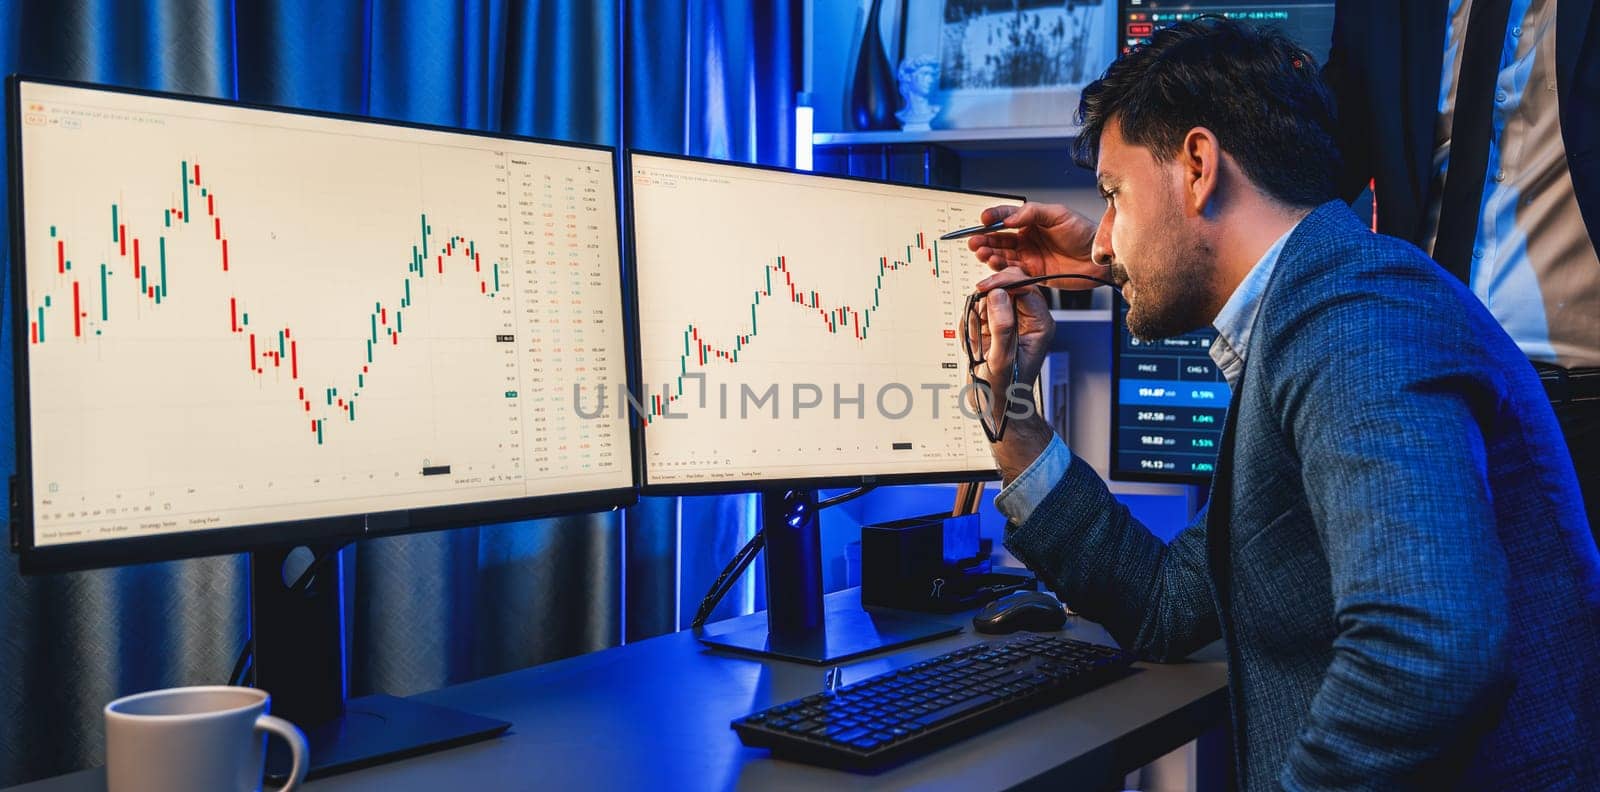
960 273 1121 442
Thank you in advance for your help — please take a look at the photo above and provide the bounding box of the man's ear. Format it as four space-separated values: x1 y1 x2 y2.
1179 126 1221 217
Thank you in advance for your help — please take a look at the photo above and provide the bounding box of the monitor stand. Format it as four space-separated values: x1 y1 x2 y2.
696 489 960 664
252 544 509 781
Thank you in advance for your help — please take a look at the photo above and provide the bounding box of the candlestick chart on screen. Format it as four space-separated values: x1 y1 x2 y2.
18 83 628 545
630 155 1010 485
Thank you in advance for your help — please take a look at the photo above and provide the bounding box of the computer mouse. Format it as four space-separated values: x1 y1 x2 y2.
972 590 1068 634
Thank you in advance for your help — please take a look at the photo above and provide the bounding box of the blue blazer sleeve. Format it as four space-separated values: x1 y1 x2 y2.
1005 454 1221 662
1266 286 1512 789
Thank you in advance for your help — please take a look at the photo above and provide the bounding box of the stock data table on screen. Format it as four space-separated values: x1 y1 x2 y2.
630 155 1010 488
1112 299 1229 481
1120 0 1336 63
14 81 631 550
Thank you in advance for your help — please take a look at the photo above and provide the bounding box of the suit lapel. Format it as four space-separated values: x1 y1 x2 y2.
1401 0 1450 207
1202 205 1335 607
1557 0 1594 103
1206 383 1244 604
1204 380 1247 780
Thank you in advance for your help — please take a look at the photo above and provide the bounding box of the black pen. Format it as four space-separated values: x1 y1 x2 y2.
938 220 1008 241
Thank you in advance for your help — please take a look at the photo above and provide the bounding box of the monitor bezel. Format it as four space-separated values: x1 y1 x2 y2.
624 149 1015 497
7 74 639 574
1107 292 1219 486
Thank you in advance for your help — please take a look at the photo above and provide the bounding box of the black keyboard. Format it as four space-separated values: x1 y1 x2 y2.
732 634 1136 770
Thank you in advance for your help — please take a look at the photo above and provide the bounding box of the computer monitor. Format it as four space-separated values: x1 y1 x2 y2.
628 152 1013 661
8 76 635 776
1119 0 1335 64
629 153 1005 493
1109 0 1334 485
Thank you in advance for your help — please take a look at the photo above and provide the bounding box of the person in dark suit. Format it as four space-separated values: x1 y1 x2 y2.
965 17 1600 789
1323 0 1600 544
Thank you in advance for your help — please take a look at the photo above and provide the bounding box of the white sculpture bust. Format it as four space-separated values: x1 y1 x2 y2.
896 55 941 131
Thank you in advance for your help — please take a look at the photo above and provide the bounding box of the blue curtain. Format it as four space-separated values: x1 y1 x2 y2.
628 0 798 163
0 0 798 785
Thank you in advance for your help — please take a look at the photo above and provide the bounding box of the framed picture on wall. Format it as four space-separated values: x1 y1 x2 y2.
898 0 1115 130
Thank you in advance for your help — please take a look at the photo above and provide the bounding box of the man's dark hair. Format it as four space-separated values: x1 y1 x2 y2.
1074 16 1340 208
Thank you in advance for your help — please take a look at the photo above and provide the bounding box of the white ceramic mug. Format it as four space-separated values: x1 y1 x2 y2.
104 685 308 792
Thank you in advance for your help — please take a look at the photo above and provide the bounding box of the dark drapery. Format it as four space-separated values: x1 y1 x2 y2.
0 0 798 785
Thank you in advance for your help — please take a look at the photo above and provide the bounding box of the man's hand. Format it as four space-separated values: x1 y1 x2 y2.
967 203 1101 286
973 266 1057 482
977 267 1055 391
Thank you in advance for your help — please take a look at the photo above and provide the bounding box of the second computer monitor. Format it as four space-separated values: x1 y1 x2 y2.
1110 0 1334 485
628 153 1011 492
1110 294 1230 483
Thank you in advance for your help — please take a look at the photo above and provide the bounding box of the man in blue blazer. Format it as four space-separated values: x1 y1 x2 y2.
964 17 1600 790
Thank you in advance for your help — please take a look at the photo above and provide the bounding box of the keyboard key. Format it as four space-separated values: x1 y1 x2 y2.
919 693 997 726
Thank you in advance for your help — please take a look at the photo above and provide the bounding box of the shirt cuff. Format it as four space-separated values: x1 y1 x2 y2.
994 434 1071 526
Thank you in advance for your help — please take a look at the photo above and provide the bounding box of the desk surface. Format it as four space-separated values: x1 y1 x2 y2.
11 591 1227 792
